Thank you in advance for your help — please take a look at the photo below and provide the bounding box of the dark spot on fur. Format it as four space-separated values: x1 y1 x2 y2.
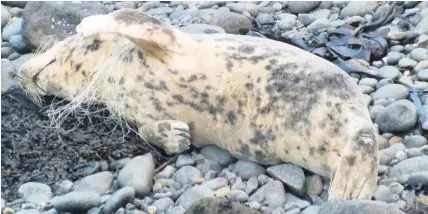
249 130 276 145
318 145 327 155
226 59 233 72
297 146 301 150
200 74 207 80
172 94 184 103
327 101 332 107
245 83 254 90
269 58 278 65
108 77 114 83
64 47 75 62
119 78 125 85
227 111 237 125
144 80 168 91
309 147 315 156
75 63 82 72
238 44 255 54
188 75 197 82
137 75 143 81
86 39 102 52
188 121 195 131
346 156 356 167
227 46 236 50
238 144 251 157
257 77 261 83
162 27 176 42
81 70 86 77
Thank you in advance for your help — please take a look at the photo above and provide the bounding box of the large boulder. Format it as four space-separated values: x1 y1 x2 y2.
22 1 108 50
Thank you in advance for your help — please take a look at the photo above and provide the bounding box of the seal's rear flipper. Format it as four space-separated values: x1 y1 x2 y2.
76 9 193 60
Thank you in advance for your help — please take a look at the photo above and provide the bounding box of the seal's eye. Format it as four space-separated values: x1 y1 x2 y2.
32 58 56 90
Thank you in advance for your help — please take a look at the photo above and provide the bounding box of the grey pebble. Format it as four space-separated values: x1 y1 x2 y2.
396 151 407 162
370 105 385 121
404 135 427 149
256 13 275 25
301 205 320 214
266 164 305 195
2 18 23 40
257 174 270 186
284 208 300 214
231 177 246 191
389 182 404 195
245 201 261 210
398 58 417 68
117 153 155 197
203 170 217 181
72 171 113 195
376 78 394 90
318 200 406 214
373 185 399 203
201 177 228 190
230 160 265 181
200 160 221 175
18 182 52 204
390 45 405 52
358 85 374 94
297 13 316 26
407 171 428 186
102 187 135 214
226 3 258 16
166 205 186 214
285 193 311 209
410 48 428 62
152 198 174 214
417 69 428 81
248 180 286 209
245 176 259 195
378 165 389 174
175 186 214 210
330 19 345 27
277 14 297 30
340 1 378 18
388 156 428 178
51 191 101 213
272 207 285 214
52 180 73 196
227 190 249 202
359 78 378 88
1 47 14 58
373 84 409 101
375 100 417 133
7 52 20 61
378 66 400 79
1 5 10 28
288 1 321 14
175 154 195 168
8 34 30 53
15 209 40 214
173 166 202 186
307 18 330 33
101 194 111 204
155 165 176 179
305 175 323 196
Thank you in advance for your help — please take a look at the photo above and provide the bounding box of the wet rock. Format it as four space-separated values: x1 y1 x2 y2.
155 165 176 179
305 175 323 196
318 200 406 214
417 69 428 81
152 198 174 214
297 14 316 26
51 191 101 213
52 180 73 196
373 84 409 100
378 66 400 79
245 176 258 195
1 5 11 28
277 13 297 30
398 58 418 69
173 166 202 186
248 180 286 209
18 182 52 204
72 171 113 195
307 18 330 33
227 190 249 202
22 1 108 49
256 13 275 25
403 135 428 149
407 171 428 186
230 160 265 181
176 154 195 168
266 164 305 195
185 197 261 214
102 187 135 214
388 156 428 178
226 3 258 16
117 153 155 197
415 17 428 35
2 18 23 41
340 1 379 18
288 1 321 14
208 11 252 34
201 177 228 191
410 48 428 62
176 186 214 210
285 193 311 209
375 99 417 133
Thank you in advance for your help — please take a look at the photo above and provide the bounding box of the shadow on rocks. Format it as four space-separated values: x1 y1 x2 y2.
1 88 167 202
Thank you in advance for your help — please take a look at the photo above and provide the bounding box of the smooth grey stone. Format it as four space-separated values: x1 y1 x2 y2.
102 187 135 214
51 191 101 213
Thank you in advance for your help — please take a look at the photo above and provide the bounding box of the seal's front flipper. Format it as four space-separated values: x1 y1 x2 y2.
138 120 191 155
328 121 378 200
76 9 193 59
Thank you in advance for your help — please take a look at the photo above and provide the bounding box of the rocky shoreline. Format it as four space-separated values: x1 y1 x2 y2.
1 1 428 214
